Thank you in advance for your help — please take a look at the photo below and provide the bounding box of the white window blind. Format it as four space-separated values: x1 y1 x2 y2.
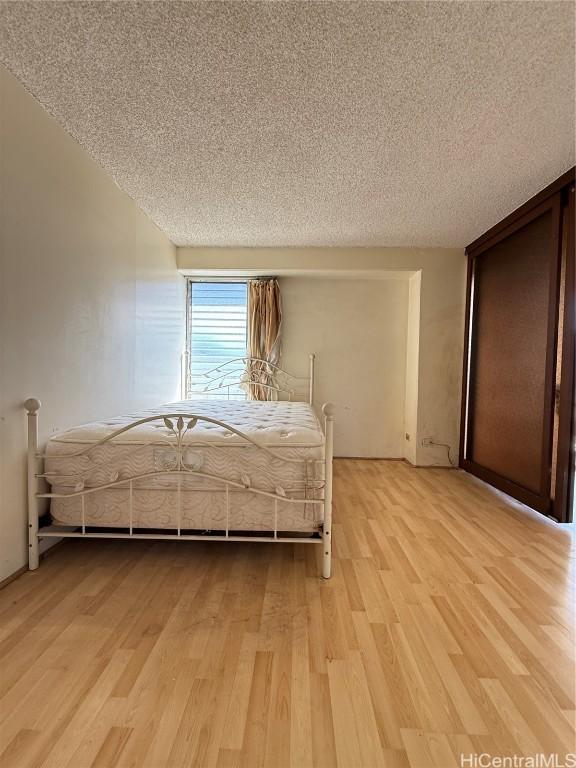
188 281 248 400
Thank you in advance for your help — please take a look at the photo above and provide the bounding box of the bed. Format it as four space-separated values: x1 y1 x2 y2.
25 355 335 578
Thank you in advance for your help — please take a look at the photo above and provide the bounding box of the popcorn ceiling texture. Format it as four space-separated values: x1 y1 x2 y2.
0 1 574 247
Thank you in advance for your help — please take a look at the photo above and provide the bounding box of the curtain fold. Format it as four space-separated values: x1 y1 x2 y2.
246 279 282 400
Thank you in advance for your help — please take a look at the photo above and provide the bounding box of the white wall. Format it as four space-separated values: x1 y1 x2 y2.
178 247 467 466
0 66 185 581
281 277 408 457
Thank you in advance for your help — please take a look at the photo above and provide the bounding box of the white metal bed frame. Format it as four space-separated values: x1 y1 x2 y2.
25 355 334 578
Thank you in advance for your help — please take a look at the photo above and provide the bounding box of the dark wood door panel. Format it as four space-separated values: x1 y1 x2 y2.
468 203 559 496
461 193 563 515
553 185 575 522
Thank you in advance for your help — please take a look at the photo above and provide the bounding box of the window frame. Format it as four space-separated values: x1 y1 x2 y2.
185 277 250 400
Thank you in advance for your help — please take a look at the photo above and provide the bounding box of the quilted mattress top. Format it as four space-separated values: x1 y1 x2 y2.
47 399 325 449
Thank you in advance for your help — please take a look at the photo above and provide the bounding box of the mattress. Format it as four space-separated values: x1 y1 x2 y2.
45 400 325 532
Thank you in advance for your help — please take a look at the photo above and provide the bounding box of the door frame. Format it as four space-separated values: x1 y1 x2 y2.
554 183 575 522
459 167 575 521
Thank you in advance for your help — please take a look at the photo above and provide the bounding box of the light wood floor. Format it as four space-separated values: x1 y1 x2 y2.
0 460 574 768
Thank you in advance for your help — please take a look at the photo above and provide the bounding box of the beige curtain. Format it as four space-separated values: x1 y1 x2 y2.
246 279 282 400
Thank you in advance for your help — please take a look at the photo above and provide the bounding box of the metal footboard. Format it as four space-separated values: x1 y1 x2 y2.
25 398 334 578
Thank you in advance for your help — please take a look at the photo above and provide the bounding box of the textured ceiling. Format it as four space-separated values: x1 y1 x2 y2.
0 1 574 248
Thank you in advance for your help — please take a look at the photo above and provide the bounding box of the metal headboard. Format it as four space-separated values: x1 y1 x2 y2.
184 353 315 403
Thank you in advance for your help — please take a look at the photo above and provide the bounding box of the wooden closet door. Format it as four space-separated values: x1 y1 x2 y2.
554 185 575 521
461 194 562 515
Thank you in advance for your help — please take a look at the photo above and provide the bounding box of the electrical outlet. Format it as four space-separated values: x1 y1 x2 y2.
421 437 433 447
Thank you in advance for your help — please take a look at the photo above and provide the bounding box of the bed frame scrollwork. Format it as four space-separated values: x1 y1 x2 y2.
185 353 315 402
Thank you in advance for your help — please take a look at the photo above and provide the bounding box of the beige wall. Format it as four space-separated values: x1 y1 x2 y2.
281 277 408 457
0 67 185 581
178 246 467 466
404 271 421 465
416 257 467 466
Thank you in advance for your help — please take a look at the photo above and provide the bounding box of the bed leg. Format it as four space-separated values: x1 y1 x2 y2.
25 398 41 571
322 402 334 579
322 528 332 580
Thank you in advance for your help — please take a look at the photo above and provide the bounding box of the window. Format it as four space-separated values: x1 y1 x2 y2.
186 281 248 399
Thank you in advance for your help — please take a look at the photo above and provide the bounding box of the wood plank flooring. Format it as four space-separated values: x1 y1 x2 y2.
0 460 574 767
